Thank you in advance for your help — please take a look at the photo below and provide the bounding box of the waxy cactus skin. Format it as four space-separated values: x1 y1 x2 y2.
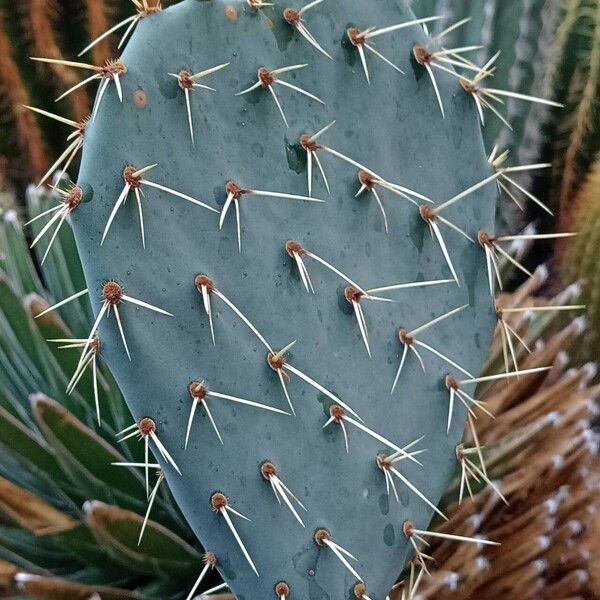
70 0 498 597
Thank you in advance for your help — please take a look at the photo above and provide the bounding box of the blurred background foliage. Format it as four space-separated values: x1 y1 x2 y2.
0 0 173 197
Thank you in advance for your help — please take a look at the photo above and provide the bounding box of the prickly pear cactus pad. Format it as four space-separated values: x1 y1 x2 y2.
68 0 498 597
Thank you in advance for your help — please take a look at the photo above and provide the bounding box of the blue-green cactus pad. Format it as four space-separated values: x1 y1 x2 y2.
72 0 497 597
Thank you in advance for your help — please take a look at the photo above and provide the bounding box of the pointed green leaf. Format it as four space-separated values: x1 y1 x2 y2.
85 501 200 578
0 527 71 570
26 295 101 424
0 406 62 481
40 523 124 569
0 440 78 514
32 395 147 509
0 210 42 296
0 277 45 378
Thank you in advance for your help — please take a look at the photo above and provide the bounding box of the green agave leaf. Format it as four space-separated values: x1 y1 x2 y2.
3 201 134 435
31 394 148 509
0 242 97 427
25 392 191 536
0 276 47 385
26 295 101 421
0 381 34 425
26 294 106 427
0 527 72 571
0 280 80 413
0 407 64 481
0 210 42 296
29 294 139 440
65 565 138 587
0 339 37 415
0 440 78 515
40 524 126 573
84 501 200 579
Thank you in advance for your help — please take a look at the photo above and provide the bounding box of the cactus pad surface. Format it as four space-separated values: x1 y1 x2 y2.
69 0 498 597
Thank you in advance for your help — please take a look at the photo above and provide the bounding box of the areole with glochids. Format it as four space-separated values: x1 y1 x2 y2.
25 0 583 598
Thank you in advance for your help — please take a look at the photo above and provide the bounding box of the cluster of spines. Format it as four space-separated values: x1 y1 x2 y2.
27 1 581 598
393 278 598 599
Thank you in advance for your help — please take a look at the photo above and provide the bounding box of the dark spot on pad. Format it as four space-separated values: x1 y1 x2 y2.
341 24 358 65
409 211 426 251
286 141 307 174
383 524 395 546
155 67 178 99
80 183 94 204
252 142 265 158
379 493 390 515
270 14 294 51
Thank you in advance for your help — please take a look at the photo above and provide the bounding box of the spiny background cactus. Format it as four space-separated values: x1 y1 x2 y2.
561 156 600 363
61 0 505 597
552 1 600 365
412 0 600 344
411 0 600 236
528 0 600 230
